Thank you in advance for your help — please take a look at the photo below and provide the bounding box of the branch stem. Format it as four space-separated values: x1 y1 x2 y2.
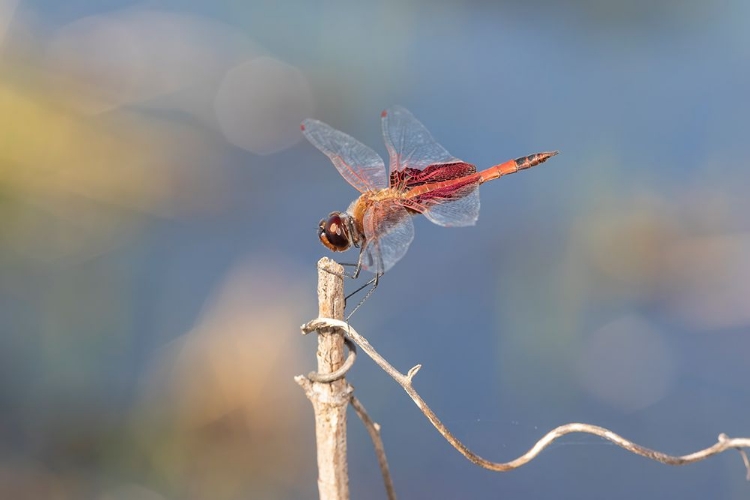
302 317 750 479
295 259 350 500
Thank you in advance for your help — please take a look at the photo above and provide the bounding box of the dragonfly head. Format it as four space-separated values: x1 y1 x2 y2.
318 212 352 252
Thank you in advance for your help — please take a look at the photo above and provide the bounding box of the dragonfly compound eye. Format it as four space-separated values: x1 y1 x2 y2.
318 213 351 252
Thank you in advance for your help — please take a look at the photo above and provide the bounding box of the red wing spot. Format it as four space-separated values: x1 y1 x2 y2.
381 110 387 118
300 123 306 131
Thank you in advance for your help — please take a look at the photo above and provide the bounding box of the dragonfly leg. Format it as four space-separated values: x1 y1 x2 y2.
348 250 364 280
319 261 359 279
345 273 380 320
330 250 363 279
317 250 370 318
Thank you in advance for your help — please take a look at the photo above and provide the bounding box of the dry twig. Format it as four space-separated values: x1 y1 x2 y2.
302 317 750 479
351 396 397 500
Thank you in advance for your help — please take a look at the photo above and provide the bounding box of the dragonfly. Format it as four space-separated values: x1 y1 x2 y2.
301 106 557 316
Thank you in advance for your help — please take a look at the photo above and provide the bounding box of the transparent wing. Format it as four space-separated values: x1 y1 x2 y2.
408 179 481 227
302 118 387 192
381 105 462 175
360 200 415 274
422 184 480 227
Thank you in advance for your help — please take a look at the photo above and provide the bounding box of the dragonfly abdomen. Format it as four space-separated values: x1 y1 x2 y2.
479 151 559 184
516 151 559 171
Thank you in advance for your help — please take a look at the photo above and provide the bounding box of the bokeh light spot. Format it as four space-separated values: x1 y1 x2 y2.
577 315 676 412
214 56 314 155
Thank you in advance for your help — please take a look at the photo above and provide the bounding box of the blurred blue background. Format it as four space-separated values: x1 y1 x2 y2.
1 1 749 498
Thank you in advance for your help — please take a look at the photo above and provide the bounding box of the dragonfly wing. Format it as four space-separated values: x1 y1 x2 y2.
411 180 481 227
361 200 415 274
381 106 462 175
302 118 388 192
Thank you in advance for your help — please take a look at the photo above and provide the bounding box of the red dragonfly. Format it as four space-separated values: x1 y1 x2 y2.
302 106 557 313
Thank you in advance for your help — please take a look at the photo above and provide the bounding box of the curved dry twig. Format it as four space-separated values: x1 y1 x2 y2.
301 317 750 479
301 333 357 383
350 396 397 500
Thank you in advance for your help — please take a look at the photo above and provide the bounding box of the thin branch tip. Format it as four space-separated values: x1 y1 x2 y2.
300 321 316 334
350 396 397 500
407 364 422 380
736 446 750 480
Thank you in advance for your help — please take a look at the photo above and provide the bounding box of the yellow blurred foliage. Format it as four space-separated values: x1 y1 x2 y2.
0 78 222 214
133 260 311 497
0 67 228 265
